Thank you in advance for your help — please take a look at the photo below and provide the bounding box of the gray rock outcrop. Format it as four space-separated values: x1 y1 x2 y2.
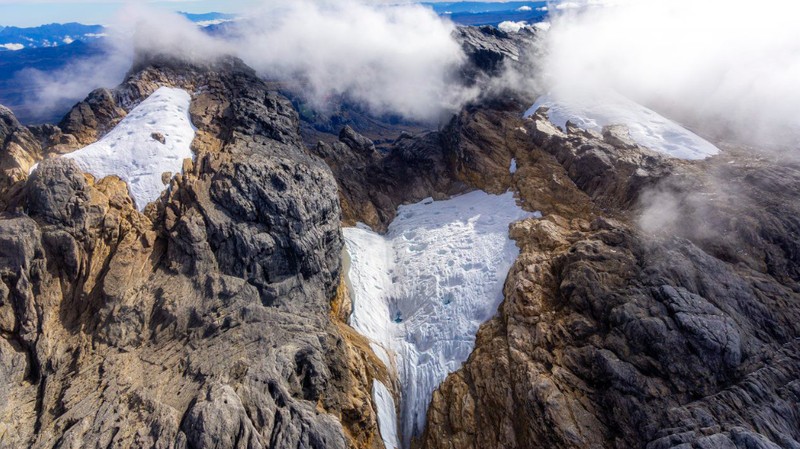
0 56 387 449
420 107 800 449
0 28 798 449
0 104 41 206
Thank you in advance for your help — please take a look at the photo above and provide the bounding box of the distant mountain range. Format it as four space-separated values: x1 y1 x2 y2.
178 11 237 27
0 23 104 51
0 12 236 52
425 1 547 14
0 12 232 123
0 40 105 123
425 1 549 25
0 4 552 123
0 4 553 53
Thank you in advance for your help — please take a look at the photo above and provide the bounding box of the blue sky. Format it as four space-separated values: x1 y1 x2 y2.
0 0 534 28
0 1 261 27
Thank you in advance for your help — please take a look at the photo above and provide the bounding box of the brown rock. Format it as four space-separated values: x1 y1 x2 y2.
151 132 166 144
0 106 43 207
420 113 800 449
0 56 387 449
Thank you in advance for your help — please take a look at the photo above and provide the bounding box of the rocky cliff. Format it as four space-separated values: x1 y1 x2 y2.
298 86 800 449
1 34 798 449
0 56 390 449
419 110 800 449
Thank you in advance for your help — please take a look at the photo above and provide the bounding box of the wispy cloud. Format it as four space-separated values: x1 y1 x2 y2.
18 1 482 123
231 0 475 121
538 0 800 148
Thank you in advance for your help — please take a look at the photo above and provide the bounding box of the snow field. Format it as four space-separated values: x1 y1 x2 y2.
63 87 196 210
373 380 401 449
344 191 533 447
525 92 720 160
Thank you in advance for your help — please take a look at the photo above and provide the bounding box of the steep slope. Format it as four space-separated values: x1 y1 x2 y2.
0 56 388 449
345 191 532 447
0 104 41 206
61 87 196 210
420 108 800 449
313 87 799 449
526 93 720 160
0 26 798 449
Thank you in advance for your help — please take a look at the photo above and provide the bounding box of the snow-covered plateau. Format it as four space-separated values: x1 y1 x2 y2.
63 87 196 210
525 92 720 160
344 191 533 448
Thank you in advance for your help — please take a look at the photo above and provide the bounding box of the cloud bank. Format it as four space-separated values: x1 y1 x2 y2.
538 0 800 148
232 0 474 121
20 0 478 124
17 6 229 123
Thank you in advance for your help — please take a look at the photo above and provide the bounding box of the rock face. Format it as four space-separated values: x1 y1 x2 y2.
310 104 533 233
0 56 388 449
0 31 798 449
312 126 461 232
455 26 534 81
57 87 127 146
420 109 800 449
0 105 41 206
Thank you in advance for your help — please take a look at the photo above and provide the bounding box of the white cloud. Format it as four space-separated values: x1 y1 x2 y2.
517 5 532 11
498 21 527 32
231 0 476 121
194 18 233 27
15 6 211 119
0 43 24 50
538 0 800 148
20 1 479 123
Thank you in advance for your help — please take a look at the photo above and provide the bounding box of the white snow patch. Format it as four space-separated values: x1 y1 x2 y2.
498 21 527 33
371 342 393 370
63 87 196 210
509 158 517 174
63 36 74 44
525 92 720 160
344 191 531 447
373 380 401 449
0 43 24 51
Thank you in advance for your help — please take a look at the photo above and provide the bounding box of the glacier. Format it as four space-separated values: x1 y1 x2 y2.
63 87 196 210
344 191 532 448
373 380 401 449
525 92 720 160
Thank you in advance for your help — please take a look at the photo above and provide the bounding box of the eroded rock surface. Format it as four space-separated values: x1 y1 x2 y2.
0 105 42 207
420 109 800 449
0 35 798 449
0 56 388 449
310 103 535 232
455 26 536 82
